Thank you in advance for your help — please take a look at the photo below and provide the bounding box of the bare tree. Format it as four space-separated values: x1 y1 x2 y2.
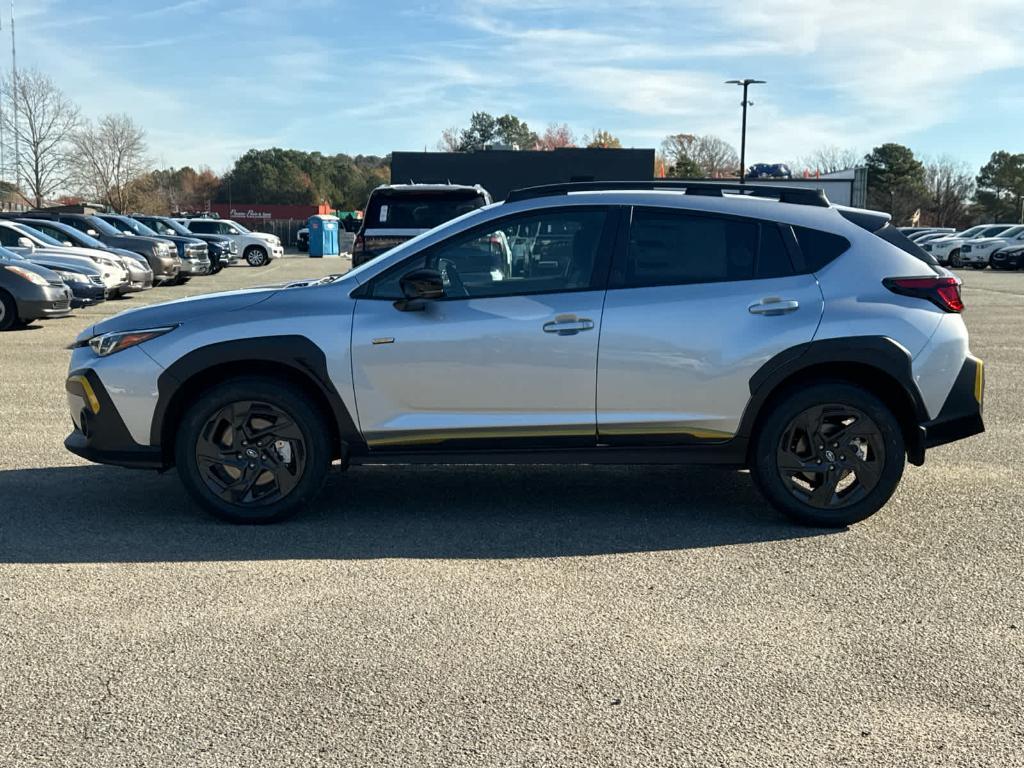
70 114 150 212
798 145 861 175
924 156 975 227
0 68 81 207
536 123 576 150
436 126 462 152
661 134 738 177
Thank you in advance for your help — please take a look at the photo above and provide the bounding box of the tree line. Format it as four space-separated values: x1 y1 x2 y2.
2 78 1021 226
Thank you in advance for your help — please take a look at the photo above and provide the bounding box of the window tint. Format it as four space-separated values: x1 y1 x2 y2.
874 223 938 267
366 191 488 230
0 226 21 247
756 223 794 278
792 226 850 271
623 208 757 288
369 208 609 300
188 221 214 234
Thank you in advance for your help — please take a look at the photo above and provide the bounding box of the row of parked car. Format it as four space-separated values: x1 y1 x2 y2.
899 224 1024 270
0 210 285 331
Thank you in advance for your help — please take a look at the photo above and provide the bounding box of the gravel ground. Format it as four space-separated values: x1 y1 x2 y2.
1 259 1022 767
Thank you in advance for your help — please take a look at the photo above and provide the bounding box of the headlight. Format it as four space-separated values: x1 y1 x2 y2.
87 326 177 357
230 241 238 253
156 243 172 256
4 264 49 286
56 270 89 284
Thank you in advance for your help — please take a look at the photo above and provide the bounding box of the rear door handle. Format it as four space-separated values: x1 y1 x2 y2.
543 316 595 335
748 297 800 316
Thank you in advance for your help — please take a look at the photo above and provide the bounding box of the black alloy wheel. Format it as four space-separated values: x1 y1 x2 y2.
776 404 885 510
751 382 905 527
196 400 307 507
176 377 330 523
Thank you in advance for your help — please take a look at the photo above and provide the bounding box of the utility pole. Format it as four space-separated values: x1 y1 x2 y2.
10 0 17 201
725 78 765 183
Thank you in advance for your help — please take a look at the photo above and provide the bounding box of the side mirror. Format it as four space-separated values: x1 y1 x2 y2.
63 240 73 246
87 229 99 237
394 268 444 312
17 236 34 250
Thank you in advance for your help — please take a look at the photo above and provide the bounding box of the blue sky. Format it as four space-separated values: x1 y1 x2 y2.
16 0 1024 174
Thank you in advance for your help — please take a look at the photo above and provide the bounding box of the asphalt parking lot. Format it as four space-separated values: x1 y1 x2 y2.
1 259 1022 767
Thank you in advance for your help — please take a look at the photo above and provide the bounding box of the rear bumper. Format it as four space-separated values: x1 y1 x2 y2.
922 355 985 450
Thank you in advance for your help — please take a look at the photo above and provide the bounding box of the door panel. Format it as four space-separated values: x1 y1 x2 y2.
351 292 605 449
597 275 823 441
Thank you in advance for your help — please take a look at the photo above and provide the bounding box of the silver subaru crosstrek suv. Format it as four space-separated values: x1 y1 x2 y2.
64 181 984 527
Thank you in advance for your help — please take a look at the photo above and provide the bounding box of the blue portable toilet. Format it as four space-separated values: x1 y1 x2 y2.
307 214 340 257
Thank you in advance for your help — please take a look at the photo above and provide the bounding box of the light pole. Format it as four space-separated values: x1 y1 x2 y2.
726 78 765 183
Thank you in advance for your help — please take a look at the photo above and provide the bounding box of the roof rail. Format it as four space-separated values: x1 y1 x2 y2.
505 180 830 207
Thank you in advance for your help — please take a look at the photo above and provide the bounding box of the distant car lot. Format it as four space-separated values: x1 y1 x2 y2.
0 258 1021 765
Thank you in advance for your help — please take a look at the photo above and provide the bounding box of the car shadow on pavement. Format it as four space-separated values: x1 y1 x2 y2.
0 464 836 563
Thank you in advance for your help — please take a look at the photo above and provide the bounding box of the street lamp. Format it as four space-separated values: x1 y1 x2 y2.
725 78 765 183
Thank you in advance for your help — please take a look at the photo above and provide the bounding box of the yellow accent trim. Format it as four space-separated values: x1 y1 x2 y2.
974 359 984 405
68 375 101 415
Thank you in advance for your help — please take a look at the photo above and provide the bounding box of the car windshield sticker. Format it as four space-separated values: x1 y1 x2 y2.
380 205 388 223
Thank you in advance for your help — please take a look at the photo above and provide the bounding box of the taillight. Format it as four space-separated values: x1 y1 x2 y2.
883 276 963 313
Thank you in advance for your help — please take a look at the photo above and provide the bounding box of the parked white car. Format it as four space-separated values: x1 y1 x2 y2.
184 219 284 266
921 224 1016 267
959 225 1024 269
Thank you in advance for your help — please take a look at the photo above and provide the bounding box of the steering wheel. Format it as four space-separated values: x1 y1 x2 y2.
438 259 469 297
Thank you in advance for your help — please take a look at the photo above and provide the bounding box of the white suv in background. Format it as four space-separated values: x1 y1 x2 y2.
959 225 1024 269
184 218 284 266
923 224 1014 267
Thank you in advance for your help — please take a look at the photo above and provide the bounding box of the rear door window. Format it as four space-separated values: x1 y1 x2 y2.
619 208 760 287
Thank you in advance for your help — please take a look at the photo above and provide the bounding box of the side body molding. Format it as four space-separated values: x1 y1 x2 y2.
151 335 365 457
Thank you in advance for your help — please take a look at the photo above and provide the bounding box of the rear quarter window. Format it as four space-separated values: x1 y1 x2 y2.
792 226 851 272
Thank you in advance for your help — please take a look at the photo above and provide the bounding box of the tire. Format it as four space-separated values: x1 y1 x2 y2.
970 263 986 270
244 246 269 267
175 274 191 285
751 381 905 527
175 377 331 523
0 289 20 331
948 249 962 268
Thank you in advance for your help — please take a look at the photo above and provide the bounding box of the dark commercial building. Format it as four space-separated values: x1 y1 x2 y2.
391 147 656 200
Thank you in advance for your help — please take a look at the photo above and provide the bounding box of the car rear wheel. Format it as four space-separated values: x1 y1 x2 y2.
175 377 330 523
948 249 962 268
244 246 269 267
751 382 905 527
0 289 21 331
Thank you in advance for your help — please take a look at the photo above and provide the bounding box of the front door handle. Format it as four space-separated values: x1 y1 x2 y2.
543 316 595 335
748 297 800 316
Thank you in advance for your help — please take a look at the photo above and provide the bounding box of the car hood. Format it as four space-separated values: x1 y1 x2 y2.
246 231 278 243
1 257 62 282
60 245 124 263
82 286 280 340
971 236 1018 246
20 249 104 272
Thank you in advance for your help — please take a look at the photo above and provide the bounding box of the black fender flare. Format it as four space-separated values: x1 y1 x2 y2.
738 336 929 464
151 335 365 456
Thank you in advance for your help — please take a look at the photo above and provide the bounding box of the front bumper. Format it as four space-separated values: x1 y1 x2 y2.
68 281 107 308
270 245 284 259
959 246 995 265
20 284 72 320
991 251 1024 270
180 258 212 275
922 355 985 450
65 368 163 469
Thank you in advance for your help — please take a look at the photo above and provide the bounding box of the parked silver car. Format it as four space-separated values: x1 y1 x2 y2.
64 182 984 527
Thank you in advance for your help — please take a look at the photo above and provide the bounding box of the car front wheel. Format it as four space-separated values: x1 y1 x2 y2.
948 249 962 268
244 246 269 267
751 382 905 527
175 377 331 523
0 289 21 331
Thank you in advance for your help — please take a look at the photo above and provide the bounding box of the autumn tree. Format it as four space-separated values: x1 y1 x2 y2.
585 130 622 149
1 68 81 207
536 123 576 150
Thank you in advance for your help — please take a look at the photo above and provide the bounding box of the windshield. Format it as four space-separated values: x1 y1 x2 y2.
979 225 1012 237
955 226 986 239
149 217 191 236
86 216 123 236
997 226 1024 238
10 223 65 247
48 222 105 249
108 216 159 237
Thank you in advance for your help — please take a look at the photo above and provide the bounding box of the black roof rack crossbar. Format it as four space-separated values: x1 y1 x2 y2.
505 180 830 207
